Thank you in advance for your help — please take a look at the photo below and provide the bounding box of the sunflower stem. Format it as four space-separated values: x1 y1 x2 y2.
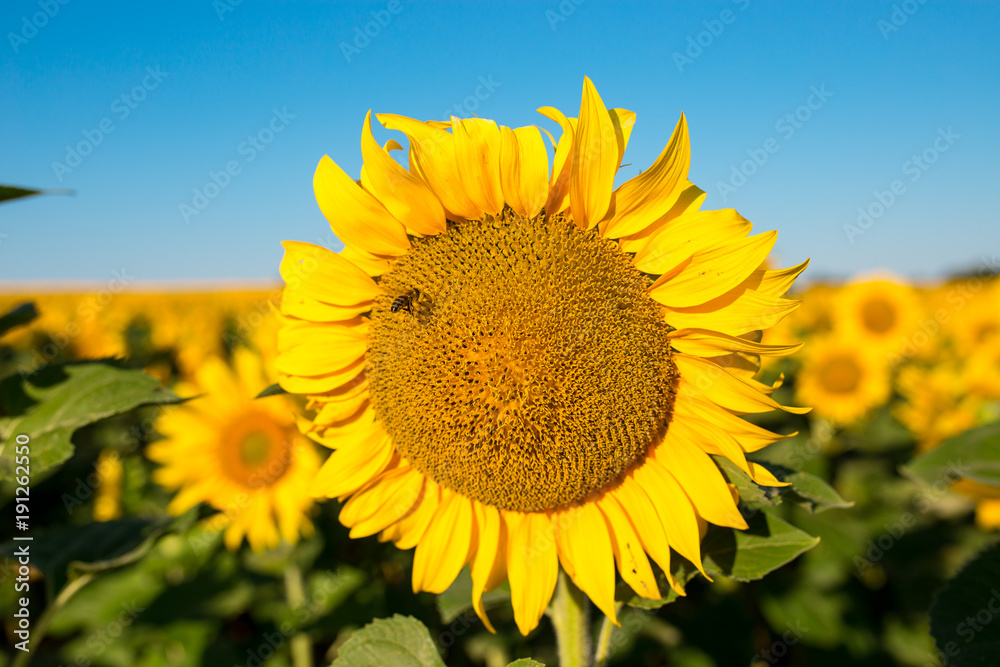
550 570 591 667
593 602 623 667
284 562 313 667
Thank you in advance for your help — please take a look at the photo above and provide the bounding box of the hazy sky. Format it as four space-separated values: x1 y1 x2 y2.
2 0 998 285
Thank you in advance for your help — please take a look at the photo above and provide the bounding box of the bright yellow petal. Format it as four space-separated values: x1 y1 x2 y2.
470 502 502 633
650 231 778 308
412 490 474 593
597 494 660 599
570 77 617 229
309 426 393 498
653 425 748 529
276 317 368 377
360 111 446 236
555 504 618 624
618 185 706 255
377 113 481 221
675 353 810 415
669 327 803 359
609 108 636 167
634 460 710 579
381 478 441 549
537 105 575 215
612 478 684 596
506 511 558 636
280 241 381 306
452 117 504 217
499 125 549 218
313 156 410 256
633 208 753 275
673 394 795 453
663 288 800 338
604 114 691 239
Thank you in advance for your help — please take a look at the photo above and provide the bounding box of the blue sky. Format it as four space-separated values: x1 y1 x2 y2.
2 0 998 285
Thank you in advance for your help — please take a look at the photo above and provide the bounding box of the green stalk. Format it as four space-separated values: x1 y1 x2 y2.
284 562 313 667
548 570 591 667
593 602 623 667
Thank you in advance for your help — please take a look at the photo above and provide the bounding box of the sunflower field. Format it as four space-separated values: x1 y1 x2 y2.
3 79 1000 667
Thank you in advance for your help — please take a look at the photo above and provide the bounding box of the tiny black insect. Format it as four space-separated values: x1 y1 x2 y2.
390 288 420 314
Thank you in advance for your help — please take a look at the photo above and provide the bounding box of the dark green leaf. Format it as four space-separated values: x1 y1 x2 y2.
903 421 1000 489
621 556 699 610
929 541 1000 666
506 660 545 666
331 614 446 667
255 382 289 398
0 362 181 480
0 302 38 338
0 517 169 595
713 456 852 513
702 511 820 582
713 455 779 508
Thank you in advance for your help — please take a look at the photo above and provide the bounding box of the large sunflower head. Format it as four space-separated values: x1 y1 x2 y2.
277 78 809 635
149 347 320 552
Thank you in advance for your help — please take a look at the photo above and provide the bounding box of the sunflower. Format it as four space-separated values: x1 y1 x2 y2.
796 335 891 425
149 347 319 552
833 278 922 354
277 78 809 635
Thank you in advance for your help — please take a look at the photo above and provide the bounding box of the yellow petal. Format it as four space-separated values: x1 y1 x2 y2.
309 426 393 498
339 245 392 277
413 490 474 593
634 208 754 275
570 77 617 229
377 113 480 221
344 467 427 538
673 394 795 453
360 111 446 236
748 258 811 297
380 477 441 549
276 317 368 377
604 114 691 239
470 503 502 633
452 117 504 217
650 231 778 308
663 288 800 337
277 357 366 395
611 478 684 596
555 504 618 624
748 461 790 488
618 185 706 254
280 241 380 305
633 460 710 580
654 424 748 529
499 125 549 218
506 511 558 636
537 105 576 215
313 156 410 256
609 108 636 167
674 353 811 415
669 327 803 359
597 494 660 600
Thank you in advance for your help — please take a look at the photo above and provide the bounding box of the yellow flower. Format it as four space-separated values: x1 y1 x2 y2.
93 449 124 522
895 363 982 452
277 78 808 634
796 335 892 425
149 347 319 552
833 278 922 354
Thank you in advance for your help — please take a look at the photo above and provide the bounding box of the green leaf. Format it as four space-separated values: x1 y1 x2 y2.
903 421 1000 489
702 510 820 582
0 362 181 480
0 516 169 595
712 456 852 513
929 541 1000 666
780 470 854 513
255 382 289 398
0 302 38 338
0 184 73 204
506 660 545 666
330 614 446 667
621 556 699 610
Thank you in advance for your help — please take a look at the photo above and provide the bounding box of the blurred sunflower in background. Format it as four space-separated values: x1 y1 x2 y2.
796 335 891 425
833 278 921 353
149 346 320 551
276 77 809 634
